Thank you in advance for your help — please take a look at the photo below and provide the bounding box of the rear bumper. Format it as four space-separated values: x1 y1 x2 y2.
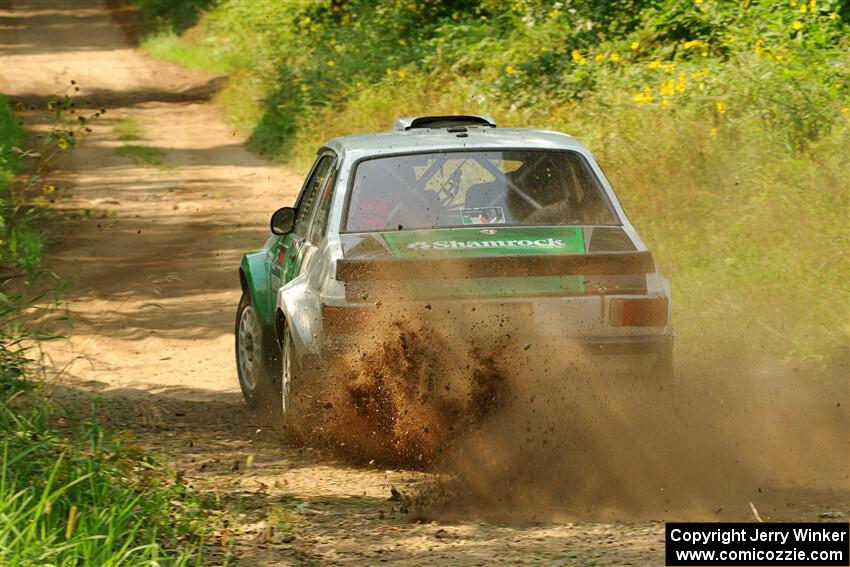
316 329 672 361
578 334 673 355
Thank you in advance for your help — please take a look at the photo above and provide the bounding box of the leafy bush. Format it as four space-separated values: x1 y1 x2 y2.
133 0 849 363
0 91 103 274
0 97 25 192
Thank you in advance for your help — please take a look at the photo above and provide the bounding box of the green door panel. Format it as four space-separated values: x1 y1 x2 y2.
282 237 305 282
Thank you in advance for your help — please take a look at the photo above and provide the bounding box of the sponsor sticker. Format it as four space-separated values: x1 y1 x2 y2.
461 207 506 225
382 226 586 258
405 238 565 251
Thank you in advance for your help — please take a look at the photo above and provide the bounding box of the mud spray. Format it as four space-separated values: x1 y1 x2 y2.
286 300 848 523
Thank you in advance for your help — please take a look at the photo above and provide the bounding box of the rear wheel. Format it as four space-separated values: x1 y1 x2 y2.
235 293 279 413
281 323 294 417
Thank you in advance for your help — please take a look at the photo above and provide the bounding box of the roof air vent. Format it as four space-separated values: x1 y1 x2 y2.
393 115 496 131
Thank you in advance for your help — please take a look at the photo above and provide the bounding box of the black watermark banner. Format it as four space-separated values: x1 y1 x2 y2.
666 523 849 566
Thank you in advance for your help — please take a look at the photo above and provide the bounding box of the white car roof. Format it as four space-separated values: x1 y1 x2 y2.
324 127 593 163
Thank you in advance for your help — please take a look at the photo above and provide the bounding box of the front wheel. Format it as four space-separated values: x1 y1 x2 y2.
235 293 279 414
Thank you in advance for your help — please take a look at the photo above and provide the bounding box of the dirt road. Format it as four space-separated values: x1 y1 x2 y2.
1 1 845 565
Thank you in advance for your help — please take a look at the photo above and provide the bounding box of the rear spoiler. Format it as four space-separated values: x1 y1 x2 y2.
335 252 656 282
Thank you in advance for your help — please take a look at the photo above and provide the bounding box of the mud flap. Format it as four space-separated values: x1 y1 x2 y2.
277 274 321 369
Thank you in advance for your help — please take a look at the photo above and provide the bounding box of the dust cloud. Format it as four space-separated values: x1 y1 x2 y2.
423 346 848 522
286 297 848 522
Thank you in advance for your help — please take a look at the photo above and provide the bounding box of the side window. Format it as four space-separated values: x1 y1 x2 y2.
294 155 334 236
307 168 337 244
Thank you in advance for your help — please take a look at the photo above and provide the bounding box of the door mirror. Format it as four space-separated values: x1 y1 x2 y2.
270 207 296 235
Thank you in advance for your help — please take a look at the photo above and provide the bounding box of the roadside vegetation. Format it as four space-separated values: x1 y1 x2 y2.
114 144 170 168
131 0 849 364
112 115 142 141
110 115 174 168
0 94 206 564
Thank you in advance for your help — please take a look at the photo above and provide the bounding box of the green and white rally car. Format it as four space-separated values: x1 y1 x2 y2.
235 115 673 414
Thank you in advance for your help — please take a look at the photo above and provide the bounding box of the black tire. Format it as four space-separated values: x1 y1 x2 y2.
235 292 280 414
280 316 307 422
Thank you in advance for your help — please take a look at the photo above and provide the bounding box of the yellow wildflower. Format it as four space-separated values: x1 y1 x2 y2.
397 69 406 79
663 63 676 73
790 0 797 6
571 49 586 64
695 0 703 3
505 65 514 75
646 60 661 70
660 80 675 97
633 92 652 104
632 86 654 104
630 41 639 50
594 53 605 63
799 3 807 13
716 101 726 114
57 138 69 150
43 185 56 194
610 53 620 62
683 39 706 50
710 127 718 138
327 59 335 67
661 99 670 109
675 72 687 92
810 0 816 10
792 20 803 30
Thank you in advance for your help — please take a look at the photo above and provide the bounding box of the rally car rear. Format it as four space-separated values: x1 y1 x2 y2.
317 225 672 372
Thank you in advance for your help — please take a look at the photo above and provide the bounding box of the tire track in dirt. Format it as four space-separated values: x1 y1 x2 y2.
1 1 674 564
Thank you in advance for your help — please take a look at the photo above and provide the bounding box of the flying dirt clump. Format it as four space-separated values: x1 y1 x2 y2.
289 305 522 467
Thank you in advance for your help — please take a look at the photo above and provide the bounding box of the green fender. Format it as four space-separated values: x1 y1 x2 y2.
239 248 275 328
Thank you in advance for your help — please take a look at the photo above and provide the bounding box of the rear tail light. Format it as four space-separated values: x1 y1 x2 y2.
609 298 668 327
322 305 373 335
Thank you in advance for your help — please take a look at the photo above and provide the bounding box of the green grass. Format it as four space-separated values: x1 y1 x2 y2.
131 0 850 364
0 386 206 565
112 115 142 141
114 144 170 168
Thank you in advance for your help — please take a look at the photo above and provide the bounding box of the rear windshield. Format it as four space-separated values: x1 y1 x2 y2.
344 150 619 232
